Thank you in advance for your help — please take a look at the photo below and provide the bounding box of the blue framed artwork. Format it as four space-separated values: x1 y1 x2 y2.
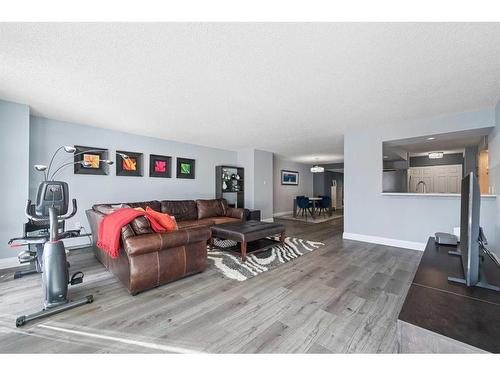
281 170 299 185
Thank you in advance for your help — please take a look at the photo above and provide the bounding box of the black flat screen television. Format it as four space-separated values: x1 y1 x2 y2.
450 172 499 291
459 172 480 286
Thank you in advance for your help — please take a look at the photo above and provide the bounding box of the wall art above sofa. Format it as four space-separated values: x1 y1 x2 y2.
116 150 143 177
149 154 172 178
176 157 195 179
74 145 109 175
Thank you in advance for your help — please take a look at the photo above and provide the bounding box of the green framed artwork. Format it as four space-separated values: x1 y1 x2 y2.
176 157 195 179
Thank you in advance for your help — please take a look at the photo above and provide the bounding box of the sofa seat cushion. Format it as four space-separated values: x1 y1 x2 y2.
161 200 198 221
177 218 215 229
123 227 211 256
209 216 241 225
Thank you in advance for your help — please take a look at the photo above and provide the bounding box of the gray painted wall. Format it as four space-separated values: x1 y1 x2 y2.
409 153 464 168
253 150 274 220
344 108 499 252
464 146 478 177
313 172 324 197
313 171 343 199
29 116 237 243
237 149 274 220
0 100 30 259
273 156 313 214
490 102 500 253
237 149 254 209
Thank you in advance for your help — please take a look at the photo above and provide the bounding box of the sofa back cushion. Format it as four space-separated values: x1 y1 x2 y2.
130 216 153 235
92 203 153 236
126 200 161 212
161 200 197 222
145 206 178 231
92 203 130 215
196 199 227 219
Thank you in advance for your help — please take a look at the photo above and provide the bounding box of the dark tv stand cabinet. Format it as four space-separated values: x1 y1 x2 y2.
397 237 500 353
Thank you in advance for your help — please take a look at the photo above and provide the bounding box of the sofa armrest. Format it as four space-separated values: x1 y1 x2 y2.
86 209 105 247
226 207 246 221
123 226 211 257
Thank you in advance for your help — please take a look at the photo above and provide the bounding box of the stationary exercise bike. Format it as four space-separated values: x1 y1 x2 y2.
11 181 93 327
8 193 81 280
8 146 112 327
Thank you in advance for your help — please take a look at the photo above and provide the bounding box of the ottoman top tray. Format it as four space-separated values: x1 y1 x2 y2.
211 220 285 243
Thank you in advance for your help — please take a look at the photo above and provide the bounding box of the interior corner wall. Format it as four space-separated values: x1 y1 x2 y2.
237 149 274 220
313 172 325 197
344 108 498 252
489 101 500 253
464 146 479 176
237 149 255 209
0 100 30 259
273 156 313 215
29 116 237 243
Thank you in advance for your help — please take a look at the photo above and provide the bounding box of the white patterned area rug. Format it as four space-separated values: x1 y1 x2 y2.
207 236 324 281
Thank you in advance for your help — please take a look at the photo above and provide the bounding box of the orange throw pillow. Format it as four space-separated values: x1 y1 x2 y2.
145 206 178 232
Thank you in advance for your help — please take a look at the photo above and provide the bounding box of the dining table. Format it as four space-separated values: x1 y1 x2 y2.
292 197 330 219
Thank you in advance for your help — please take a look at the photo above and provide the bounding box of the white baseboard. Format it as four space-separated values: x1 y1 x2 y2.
273 211 293 217
0 256 20 270
261 217 274 223
342 232 425 251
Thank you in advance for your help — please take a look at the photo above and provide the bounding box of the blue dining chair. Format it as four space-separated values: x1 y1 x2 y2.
296 196 313 219
317 196 331 217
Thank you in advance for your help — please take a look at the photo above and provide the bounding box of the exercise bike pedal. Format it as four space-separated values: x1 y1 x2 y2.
14 269 38 279
70 271 84 285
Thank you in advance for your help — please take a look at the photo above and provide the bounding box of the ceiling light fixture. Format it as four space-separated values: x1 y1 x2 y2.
428 152 444 159
427 137 436 140
310 158 324 173
311 165 325 173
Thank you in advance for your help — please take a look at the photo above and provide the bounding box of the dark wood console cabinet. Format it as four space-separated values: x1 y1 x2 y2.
397 237 500 353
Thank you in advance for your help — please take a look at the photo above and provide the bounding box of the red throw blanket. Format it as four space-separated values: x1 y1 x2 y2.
97 208 166 258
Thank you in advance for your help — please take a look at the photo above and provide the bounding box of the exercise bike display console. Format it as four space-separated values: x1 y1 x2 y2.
10 176 94 327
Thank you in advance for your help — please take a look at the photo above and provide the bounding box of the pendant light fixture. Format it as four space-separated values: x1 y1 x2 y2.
310 158 324 173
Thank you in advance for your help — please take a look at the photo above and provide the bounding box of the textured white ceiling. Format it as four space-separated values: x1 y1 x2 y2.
1 23 500 163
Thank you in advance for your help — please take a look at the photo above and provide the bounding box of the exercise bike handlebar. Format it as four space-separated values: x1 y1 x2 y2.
25 199 78 221
25 200 43 222
59 199 77 220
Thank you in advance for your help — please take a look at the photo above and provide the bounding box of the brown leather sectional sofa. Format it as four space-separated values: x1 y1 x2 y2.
86 198 246 294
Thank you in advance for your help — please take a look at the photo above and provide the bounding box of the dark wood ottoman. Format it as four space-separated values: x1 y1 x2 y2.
210 220 286 261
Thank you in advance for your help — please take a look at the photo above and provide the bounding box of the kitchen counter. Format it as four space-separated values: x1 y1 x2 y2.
382 192 496 199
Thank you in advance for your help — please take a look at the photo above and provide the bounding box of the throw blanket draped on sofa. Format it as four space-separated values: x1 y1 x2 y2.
97 208 166 258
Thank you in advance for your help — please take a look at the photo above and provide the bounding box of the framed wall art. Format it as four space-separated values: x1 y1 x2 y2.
176 157 195 179
116 150 143 177
74 145 109 175
149 154 172 178
281 170 299 185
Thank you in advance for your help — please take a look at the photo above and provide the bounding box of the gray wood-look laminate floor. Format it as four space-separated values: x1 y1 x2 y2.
0 217 421 353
